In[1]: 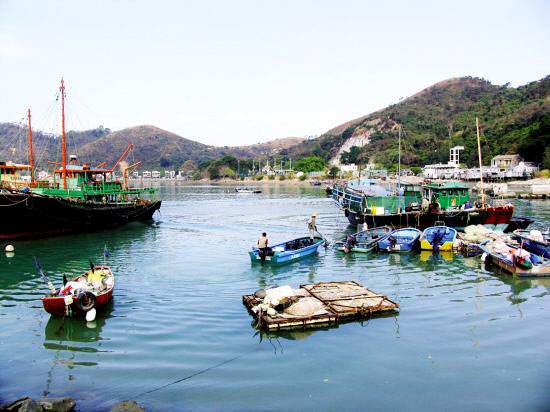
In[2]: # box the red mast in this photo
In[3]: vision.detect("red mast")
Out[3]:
[60,78,67,189]
[27,108,34,184]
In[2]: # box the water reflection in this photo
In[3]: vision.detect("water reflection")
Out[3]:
[0,221,156,292]
[250,254,321,287]
[256,310,400,345]
[43,302,114,352]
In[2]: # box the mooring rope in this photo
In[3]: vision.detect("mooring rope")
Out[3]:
[133,345,263,398]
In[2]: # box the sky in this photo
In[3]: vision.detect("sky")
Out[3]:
[0,0,548,146]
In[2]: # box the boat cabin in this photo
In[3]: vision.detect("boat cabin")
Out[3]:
[0,162,31,190]
[422,182,470,209]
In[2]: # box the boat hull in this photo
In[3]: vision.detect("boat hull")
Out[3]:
[378,228,421,252]
[480,243,550,277]
[420,226,457,251]
[0,192,161,240]
[345,206,513,232]
[42,289,113,317]
[250,236,325,265]
[335,226,392,254]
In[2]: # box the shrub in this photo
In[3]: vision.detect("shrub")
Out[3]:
[279,175,286,181]
[299,174,307,181]
[255,174,264,181]
[208,166,220,180]
[268,175,275,180]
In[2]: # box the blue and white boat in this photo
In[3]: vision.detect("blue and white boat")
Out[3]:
[335,226,392,253]
[378,228,422,252]
[512,229,550,259]
[249,236,326,265]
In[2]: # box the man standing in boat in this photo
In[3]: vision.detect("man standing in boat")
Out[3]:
[308,212,317,241]
[258,232,269,264]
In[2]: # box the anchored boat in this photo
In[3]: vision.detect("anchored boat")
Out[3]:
[42,265,115,317]
[235,187,261,193]
[420,225,457,251]
[512,229,550,259]
[0,80,161,240]
[335,226,392,253]
[480,240,550,277]
[249,236,326,265]
[378,228,422,252]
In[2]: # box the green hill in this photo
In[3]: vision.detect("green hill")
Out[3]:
[0,123,303,170]
[286,75,550,169]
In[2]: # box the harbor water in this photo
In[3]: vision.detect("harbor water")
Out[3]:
[1,185,549,411]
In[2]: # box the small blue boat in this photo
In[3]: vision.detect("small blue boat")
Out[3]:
[512,229,550,259]
[249,236,326,265]
[378,228,422,252]
[335,226,392,253]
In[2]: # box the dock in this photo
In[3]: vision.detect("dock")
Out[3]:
[243,281,399,330]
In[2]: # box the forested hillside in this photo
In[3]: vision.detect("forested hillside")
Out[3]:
[285,76,550,169]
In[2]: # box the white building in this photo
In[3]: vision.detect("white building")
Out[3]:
[151,170,161,178]
[142,171,152,178]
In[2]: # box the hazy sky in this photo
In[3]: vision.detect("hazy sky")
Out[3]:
[1,0,548,146]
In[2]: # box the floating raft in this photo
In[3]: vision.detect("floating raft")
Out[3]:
[243,281,399,330]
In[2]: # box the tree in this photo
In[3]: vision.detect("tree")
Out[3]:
[160,157,171,167]
[328,166,340,178]
[294,157,325,173]
[340,146,362,164]
[543,147,550,170]
[180,159,196,173]
[221,166,236,178]
[208,165,221,180]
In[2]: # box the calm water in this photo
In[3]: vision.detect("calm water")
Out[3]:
[1,185,549,411]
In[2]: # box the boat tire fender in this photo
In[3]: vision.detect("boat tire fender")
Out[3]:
[76,291,96,312]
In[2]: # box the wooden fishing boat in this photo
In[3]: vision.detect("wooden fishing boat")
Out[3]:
[249,236,326,265]
[378,228,421,252]
[235,187,261,194]
[0,80,161,240]
[42,266,114,317]
[512,229,550,259]
[479,241,550,277]
[335,226,392,253]
[420,225,457,251]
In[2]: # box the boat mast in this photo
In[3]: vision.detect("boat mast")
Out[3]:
[60,78,67,189]
[476,117,485,208]
[398,125,401,192]
[27,109,34,184]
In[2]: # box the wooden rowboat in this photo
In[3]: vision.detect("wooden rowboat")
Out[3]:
[42,266,115,317]
[479,241,550,277]
[249,236,326,265]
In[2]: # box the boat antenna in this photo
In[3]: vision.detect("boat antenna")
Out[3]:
[60,78,67,190]
[27,109,34,185]
[476,117,485,208]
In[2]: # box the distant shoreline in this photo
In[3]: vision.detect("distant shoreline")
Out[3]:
[129,177,336,186]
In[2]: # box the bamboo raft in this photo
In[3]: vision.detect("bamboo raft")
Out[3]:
[243,281,399,330]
